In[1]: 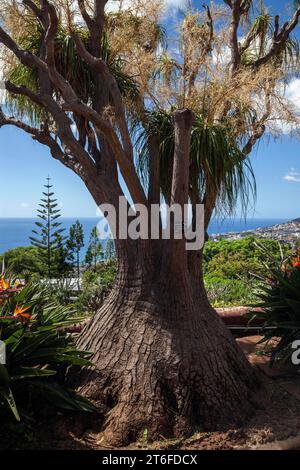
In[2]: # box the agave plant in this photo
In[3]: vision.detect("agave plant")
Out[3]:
[249,242,300,366]
[0,283,95,421]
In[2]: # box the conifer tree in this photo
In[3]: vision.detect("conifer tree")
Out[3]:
[85,227,103,270]
[105,239,116,262]
[67,220,84,287]
[30,177,66,277]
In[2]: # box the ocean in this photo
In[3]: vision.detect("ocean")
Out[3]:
[0,217,290,255]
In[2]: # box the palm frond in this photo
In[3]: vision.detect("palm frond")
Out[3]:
[136,111,256,215]
[4,22,140,124]
[241,12,300,69]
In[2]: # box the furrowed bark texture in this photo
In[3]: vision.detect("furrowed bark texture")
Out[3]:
[73,110,258,446]
[75,240,257,446]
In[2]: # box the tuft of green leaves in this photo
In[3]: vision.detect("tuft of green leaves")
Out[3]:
[136,110,256,216]
[5,22,139,125]
[240,11,300,68]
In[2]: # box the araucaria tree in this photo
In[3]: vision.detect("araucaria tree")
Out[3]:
[30,177,66,277]
[0,0,300,445]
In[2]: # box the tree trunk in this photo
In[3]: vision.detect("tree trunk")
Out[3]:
[74,239,258,447]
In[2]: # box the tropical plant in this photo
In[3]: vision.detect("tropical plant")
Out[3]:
[1,0,300,445]
[0,273,23,305]
[249,243,300,366]
[0,282,95,421]
[30,178,67,278]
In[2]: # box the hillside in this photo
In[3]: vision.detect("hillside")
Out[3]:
[211,219,300,245]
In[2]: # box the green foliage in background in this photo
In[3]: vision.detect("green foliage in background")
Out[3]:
[85,227,103,269]
[204,276,259,307]
[67,220,85,287]
[203,237,292,306]
[0,247,42,280]
[76,260,117,315]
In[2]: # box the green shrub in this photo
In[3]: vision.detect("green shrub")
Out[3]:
[76,260,117,314]
[0,282,95,421]
[205,275,259,307]
[204,237,291,279]
[0,246,43,280]
[250,243,300,366]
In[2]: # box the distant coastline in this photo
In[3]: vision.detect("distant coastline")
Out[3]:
[210,218,300,245]
[0,217,290,254]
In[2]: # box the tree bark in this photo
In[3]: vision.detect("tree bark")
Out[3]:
[69,108,259,446]
[73,238,258,446]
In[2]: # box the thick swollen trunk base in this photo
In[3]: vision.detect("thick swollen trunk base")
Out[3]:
[73,270,258,447]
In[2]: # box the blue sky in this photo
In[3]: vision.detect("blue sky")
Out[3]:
[0,0,300,219]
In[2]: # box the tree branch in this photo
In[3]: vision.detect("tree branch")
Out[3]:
[0,26,47,73]
[0,0,146,206]
[0,107,40,136]
[4,81,45,108]
[225,0,253,73]
[242,91,272,156]
[0,105,82,174]
[253,7,300,68]
[77,0,107,57]
[71,32,133,157]
[77,0,94,30]
[229,1,242,72]
[22,0,43,21]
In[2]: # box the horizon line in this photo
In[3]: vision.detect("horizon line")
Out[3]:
[0,216,293,220]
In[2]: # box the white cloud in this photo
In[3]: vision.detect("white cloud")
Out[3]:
[284,78,300,114]
[20,202,30,208]
[269,79,300,134]
[211,46,231,66]
[165,0,187,5]
[284,79,300,109]
[283,168,300,183]
[106,0,187,13]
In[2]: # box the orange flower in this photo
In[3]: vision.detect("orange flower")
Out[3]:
[0,276,9,290]
[292,260,300,269]
[13,305,31,320]
[292,254,300,269]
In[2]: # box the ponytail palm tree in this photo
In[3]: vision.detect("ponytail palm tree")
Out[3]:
[0,0,300,447]
[136,110,256,216]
